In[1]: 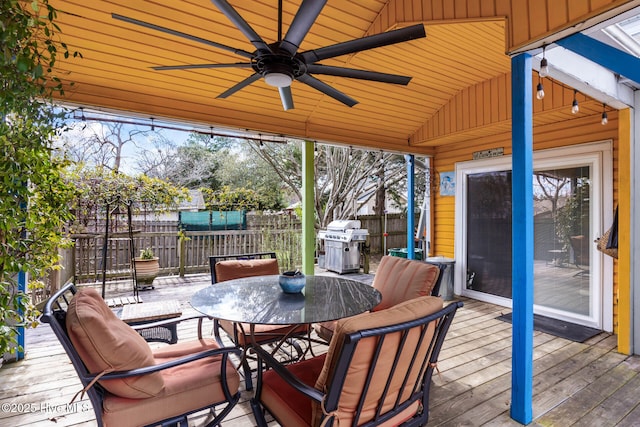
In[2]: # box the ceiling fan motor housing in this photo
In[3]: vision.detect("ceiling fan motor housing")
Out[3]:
[253,50,306,87]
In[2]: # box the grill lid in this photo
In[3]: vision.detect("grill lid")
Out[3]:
[326,219,361,231]
[319,219,368,242]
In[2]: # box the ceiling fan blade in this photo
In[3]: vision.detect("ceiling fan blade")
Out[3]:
[217,73,262,98]
[298,74,358,107]
[278,86,295,110]
[306,64,412,85]
[300,23,426,63]
[280,0,327,55]
[112,13,253,59]
[153,63,252,71]
[210,0,272,53]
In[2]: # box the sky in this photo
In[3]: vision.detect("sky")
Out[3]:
[57,109,196,174]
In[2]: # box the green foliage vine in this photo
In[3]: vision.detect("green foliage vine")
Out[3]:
[0,1,80,359]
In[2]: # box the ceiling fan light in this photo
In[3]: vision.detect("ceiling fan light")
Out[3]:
[264,72,293,88]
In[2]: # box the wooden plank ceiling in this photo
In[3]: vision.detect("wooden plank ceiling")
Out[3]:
[49,0,511,153]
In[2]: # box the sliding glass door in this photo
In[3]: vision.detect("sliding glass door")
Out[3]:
[455,143,612,329]
[465,171,512,299]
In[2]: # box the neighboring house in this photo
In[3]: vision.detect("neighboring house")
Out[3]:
[132,189,206,223]
[355,188,405,216]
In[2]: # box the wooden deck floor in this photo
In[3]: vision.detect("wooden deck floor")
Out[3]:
[1,273,639,426]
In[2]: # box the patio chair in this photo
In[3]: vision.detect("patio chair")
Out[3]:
[41,282,241,427]
[314,255,444,342]
[209,252,311,390]
[209,251,279,284]
[251,295,463,427]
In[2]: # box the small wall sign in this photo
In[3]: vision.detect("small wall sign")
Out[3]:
[439,172,455,196]
[473,147,504,160]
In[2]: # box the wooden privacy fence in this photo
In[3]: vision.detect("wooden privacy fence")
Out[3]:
[357,213,418,254]
[65,213,414,285]
[69,229,303,284]
[31,214,415,306]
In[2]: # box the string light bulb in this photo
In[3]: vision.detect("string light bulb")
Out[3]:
[539,45,549,78]
[601,104,608,125]
[571,90,579,114]
[536,79,545,100]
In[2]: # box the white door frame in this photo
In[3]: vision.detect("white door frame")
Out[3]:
[454,141,614,331]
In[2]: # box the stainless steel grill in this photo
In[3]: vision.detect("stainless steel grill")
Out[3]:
[318,220,369,274]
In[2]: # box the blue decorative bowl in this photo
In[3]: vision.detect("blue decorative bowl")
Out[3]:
[278,272,306,293]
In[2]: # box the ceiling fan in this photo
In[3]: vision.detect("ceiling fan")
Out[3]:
[112,0,426,110]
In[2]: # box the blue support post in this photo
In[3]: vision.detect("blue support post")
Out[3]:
[16,193,28,360]
[405,155,415,260]
[510,53,534,424]
[16,270,26,360]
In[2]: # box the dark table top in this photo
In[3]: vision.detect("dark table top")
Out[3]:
[190,275,381,325]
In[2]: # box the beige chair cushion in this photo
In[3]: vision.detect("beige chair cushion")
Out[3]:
[259,354,327,427]
[214,258,279,283]
[66,288,164,399]
[260,296,443,426]
[313,296,444,426]
[315,256,441,341]
[103,338,240,427]
[372,255,441,310]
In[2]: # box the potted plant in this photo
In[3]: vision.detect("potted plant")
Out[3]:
[134,248,159,290]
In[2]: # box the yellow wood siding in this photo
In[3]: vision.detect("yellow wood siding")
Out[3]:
[411,74,605,147]
[372,0,632,52]
[432,112,619,330]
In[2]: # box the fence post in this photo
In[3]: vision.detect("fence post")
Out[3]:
[178,233,186,278]
[380,214,385,255]
[362,235,370,274]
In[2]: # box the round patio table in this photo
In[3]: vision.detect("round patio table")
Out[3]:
[190,274,381,326]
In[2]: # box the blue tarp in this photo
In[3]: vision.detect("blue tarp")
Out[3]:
[179,211,246,231]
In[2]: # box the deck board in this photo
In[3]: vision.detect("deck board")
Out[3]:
[1,272,639,426]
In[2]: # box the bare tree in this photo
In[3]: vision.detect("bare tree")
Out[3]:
[59,121,151,172]
[535,172,570,215]
[135,134,176,178]
[248,141,408,229]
